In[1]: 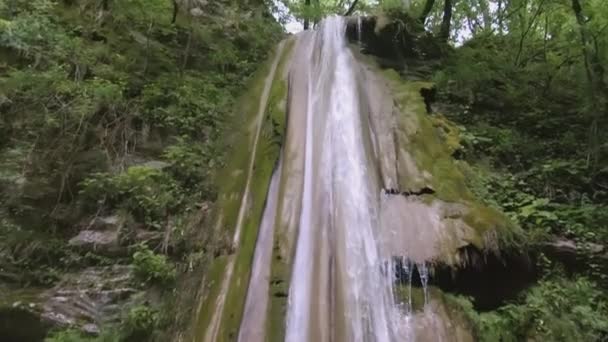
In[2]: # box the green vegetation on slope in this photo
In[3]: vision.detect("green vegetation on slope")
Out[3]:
[0,0,282,339]
[404,0,608,339]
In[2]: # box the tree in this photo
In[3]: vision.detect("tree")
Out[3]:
[303,0,311,29]
[419,0,436,24]
[439,0,454,41]
[570,0,607,169]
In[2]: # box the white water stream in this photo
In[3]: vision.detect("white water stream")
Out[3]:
[285,16,401,342]
[231,15,471,342]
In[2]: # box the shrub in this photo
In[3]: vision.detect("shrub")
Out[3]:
[45,328,119,342]
[121,305,159,341]
[162,138,218,199]
[80,166,180,225]
[132,245,176,286]
[451,278,608,342]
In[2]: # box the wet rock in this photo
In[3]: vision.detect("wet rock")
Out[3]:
[411,287,475,342]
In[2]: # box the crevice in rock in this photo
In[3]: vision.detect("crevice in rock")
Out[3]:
[273,291,288,298]
[430,247,538,311]
[382,187,435,197]
[420,86,437,114]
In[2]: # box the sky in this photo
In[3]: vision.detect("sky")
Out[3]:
[268,0,494,45]
[271,0,304,33]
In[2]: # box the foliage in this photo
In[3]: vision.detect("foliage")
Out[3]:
[121,305,160,341]
[139,74,228,137]
[450,278,608,342]
[0,0,280,232]
[45,328,120,342]
[132,244,176,286]
[45,305,162,341]
[162,138,218,199]
[80,166,180,226]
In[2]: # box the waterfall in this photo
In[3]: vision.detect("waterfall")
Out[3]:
[285,16,398,342]
[225,14,481,342]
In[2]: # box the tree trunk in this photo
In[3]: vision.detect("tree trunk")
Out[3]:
[479,0,492,31]
[497,0,503,34]
[418,0,436,25]
[172,0,178,24]
[303,0,311,30]
[181,28,193,73]
[344,0,360,16]
[439,0,454,42]
[571,0,607,169]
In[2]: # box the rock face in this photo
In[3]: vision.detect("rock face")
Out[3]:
[68,215,163,256]
[69,230,122,256]
[543,238,608,272]
[0,266,139,340]
[42,265,138,331]
[193,17,519,342]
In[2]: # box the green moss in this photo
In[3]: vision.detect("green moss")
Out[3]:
[214,39,294,342]
[381,69,522,252]
[266,226,290,342]
[192,39,294,341]
[192,256,229,342]
[386,74,472,202]
[189,47,279,341]
[429,114,462,155]
[463,204,522,250]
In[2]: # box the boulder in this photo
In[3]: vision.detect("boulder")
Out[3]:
[543,238,607,272]
[68,229,122,256]
[71,215,163,255]
[88,215,120,231]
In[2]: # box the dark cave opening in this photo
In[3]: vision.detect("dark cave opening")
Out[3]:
[430,247,539,311]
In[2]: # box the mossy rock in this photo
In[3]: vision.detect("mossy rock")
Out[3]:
[379,68,523,257]
[190,37,295,342]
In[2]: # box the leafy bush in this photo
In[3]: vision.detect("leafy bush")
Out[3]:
[451,278,608,342]
[132,245,176,285]
[45,328,119,342]
[45,329,89,342]
[80,166,180,225]
[121,305,159,341]
[140,74,229,137]
[162,138,218,199]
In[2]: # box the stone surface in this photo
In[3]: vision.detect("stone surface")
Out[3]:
[41,265,138,333]
[88,215,120,231]
[0,266,139,339]
[545,238,605,256]
[69,229,122,256]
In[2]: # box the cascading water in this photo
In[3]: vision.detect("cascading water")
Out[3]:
[203,13,494,342]
[285,17,399,342]
[238,16,430,342]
